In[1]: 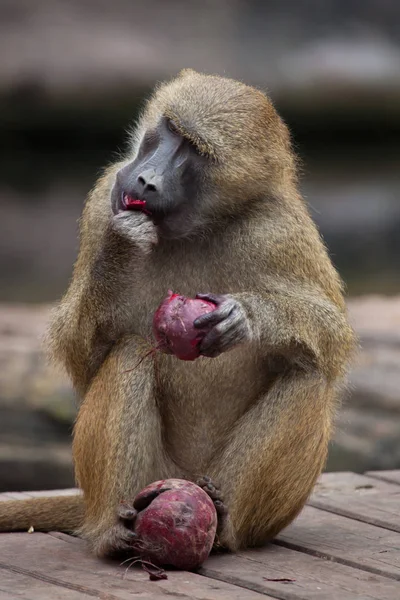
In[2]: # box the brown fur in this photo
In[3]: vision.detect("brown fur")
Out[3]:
[0,495,84,533]
[0,69,355,556]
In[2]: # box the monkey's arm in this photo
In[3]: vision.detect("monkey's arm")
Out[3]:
[196,286,355,380]
[47,166,157,396]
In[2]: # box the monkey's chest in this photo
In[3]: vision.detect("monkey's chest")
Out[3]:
[126,247,268,470]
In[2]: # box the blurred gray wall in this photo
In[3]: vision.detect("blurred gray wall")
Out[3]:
[1,0,400,301]
[1,1,400,490]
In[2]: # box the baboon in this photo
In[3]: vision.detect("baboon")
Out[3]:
[0,69,355,559]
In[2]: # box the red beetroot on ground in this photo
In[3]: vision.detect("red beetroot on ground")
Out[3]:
[133,479,218,571]
[153,291,216,361]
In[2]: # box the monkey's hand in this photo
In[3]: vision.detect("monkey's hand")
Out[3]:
[111,211,158,254]
[194,293,251,358]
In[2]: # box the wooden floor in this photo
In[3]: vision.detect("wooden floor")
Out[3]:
[1,470,400,599]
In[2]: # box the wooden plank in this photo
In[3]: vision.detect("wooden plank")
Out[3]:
[309,471,400,532]
[0,532,269,600]
[277,505,400,580]
[0,568,90,599]
[48,531,83,545]
[201,545,400,600]
[366,471,400,485]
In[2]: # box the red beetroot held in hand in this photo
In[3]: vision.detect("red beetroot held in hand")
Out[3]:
[153,291,216,361]
[132,479,218,570]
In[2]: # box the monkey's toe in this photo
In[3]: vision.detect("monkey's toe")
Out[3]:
[197,475,211,487]
[214,499,228,517]
[197,476,227,529]
[197,476,224,502]
[118,501,138,522]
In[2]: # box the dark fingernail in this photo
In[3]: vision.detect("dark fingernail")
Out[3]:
[127,530,138,539]
[215,502,228,514]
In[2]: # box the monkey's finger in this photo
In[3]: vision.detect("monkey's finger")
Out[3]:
[194,299,235,328]
[195,293,223,305]
[199,326,227,357]
[199,345,223,359]
[200,312,246,356]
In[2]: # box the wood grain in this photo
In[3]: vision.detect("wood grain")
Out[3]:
[278,505,400,580]
[0,532,268,600]
[309,471,400,532]
[1,472,400,599]
[202,543,400,600]
[367,471,400,486]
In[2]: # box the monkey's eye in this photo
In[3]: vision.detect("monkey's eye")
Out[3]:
[138,130,158,156]
[167,118,180,135]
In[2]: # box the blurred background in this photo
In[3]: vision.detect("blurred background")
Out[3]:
[0,0,399,492]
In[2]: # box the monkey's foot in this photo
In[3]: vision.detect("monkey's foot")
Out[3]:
[197,476,228,531]
[91,516,139,558]
[91,500,144,558]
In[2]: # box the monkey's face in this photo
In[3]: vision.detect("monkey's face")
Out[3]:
[111,70,294,240]
[111,116,210,240]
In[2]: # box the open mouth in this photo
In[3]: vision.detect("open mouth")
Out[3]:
[122,193,152,216]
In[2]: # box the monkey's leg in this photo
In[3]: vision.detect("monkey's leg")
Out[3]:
[73,335,179,558]
[203,373,334,551]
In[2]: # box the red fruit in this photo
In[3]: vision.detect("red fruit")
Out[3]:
[123,194,151,216]
[133,479,217,570]
[153,291,216,360]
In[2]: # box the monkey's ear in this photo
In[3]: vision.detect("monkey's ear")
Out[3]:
[178,68,198,78]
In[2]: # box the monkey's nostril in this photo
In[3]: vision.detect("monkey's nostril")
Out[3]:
[137,176,157,192]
